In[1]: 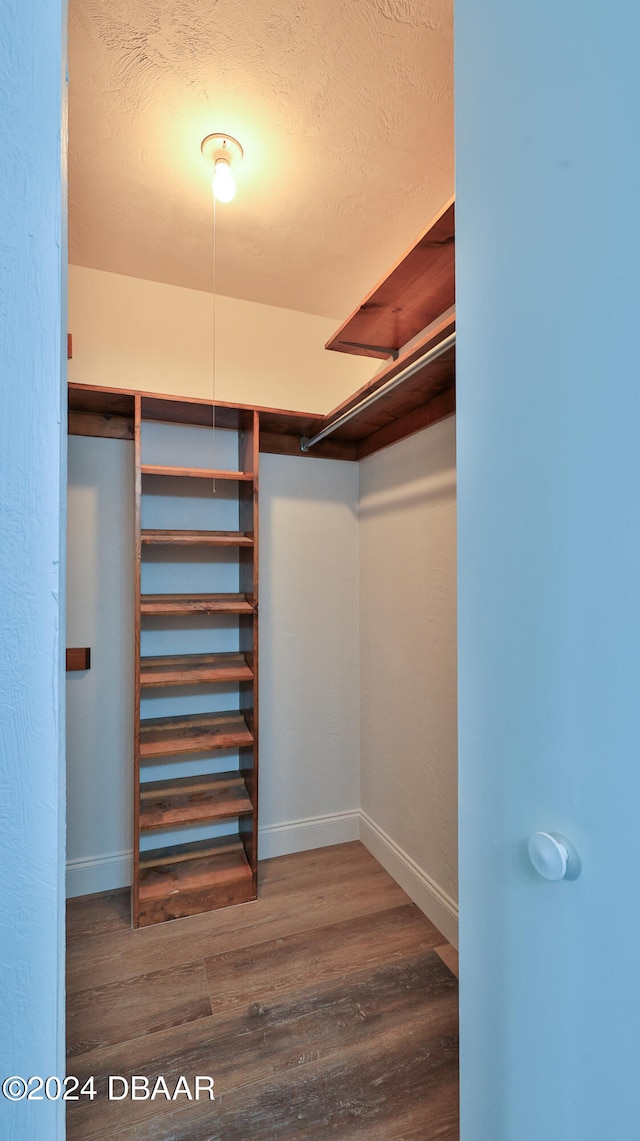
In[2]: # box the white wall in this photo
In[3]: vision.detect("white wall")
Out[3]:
[66,437,134,893]
[0,0,66,1131]
[68,265,376,413]
[259,453,360,855]
[359,417,458,945]
[66,436,360,894]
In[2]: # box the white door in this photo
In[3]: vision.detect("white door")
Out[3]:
[455,3,640,1138]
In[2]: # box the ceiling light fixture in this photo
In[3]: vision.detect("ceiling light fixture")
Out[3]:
[201,133,243,203]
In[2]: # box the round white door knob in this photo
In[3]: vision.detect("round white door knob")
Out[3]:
[528,832,580,881]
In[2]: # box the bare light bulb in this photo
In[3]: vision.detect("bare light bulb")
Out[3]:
[213,159,236,203]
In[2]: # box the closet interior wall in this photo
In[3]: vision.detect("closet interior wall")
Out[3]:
[359,417,458,944]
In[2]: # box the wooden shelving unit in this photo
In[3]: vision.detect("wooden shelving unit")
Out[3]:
[132,398,259,927]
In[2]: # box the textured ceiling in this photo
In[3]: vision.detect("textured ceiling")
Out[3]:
[69,0,453,320]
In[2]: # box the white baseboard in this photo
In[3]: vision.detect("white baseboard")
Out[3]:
[66,811,360,898]
[66,813,456,949]
[258,810,360,860]
[359,811,458,948]
[66,849,133,898]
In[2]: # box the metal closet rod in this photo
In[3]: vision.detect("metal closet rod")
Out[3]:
[301,329,457,452]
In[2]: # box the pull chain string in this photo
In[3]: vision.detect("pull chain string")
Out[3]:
[211,187,217,495]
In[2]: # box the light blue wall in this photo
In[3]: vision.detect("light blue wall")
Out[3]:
[456,2,640,1138]
[0,1,66,1137]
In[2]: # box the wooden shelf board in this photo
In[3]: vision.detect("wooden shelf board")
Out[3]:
[137,838,254,925]
[69,382,324,436]
[140,394,253,430]
[258,428,357,462]
[356,386,456,460]
[257,409,357,461]
[68,384,135,418]
[139,834,243,870]
[328,344,456,444]
[140,592,254,616]
[68,410,134,440]
[141,465,253,482]
[326,197,455,359]
[67,383,357,460]
[326,314,455,424]
[139,709,253,758]
[139,770,253,828]
[141,529,253,547]
[140,651,253,688]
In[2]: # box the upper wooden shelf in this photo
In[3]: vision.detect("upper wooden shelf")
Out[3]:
[326,198,455,361]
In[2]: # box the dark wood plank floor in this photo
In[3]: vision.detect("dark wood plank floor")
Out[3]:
[66,841,459,1140]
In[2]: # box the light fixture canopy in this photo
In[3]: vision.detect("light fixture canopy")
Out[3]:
[201,133,243,202]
